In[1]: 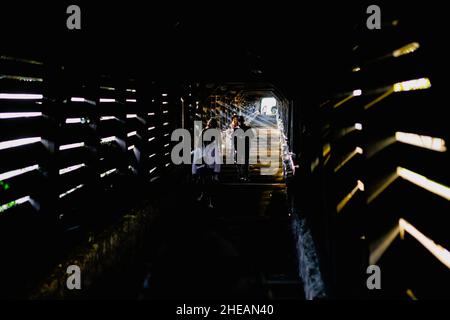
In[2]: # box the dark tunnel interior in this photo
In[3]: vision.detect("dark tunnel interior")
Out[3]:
[0,1,449,304]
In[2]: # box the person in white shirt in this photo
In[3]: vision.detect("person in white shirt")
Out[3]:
[192,118,221,208]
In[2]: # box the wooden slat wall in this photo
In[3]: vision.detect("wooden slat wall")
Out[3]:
[308,13,449,298]
[0,54,184,295]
